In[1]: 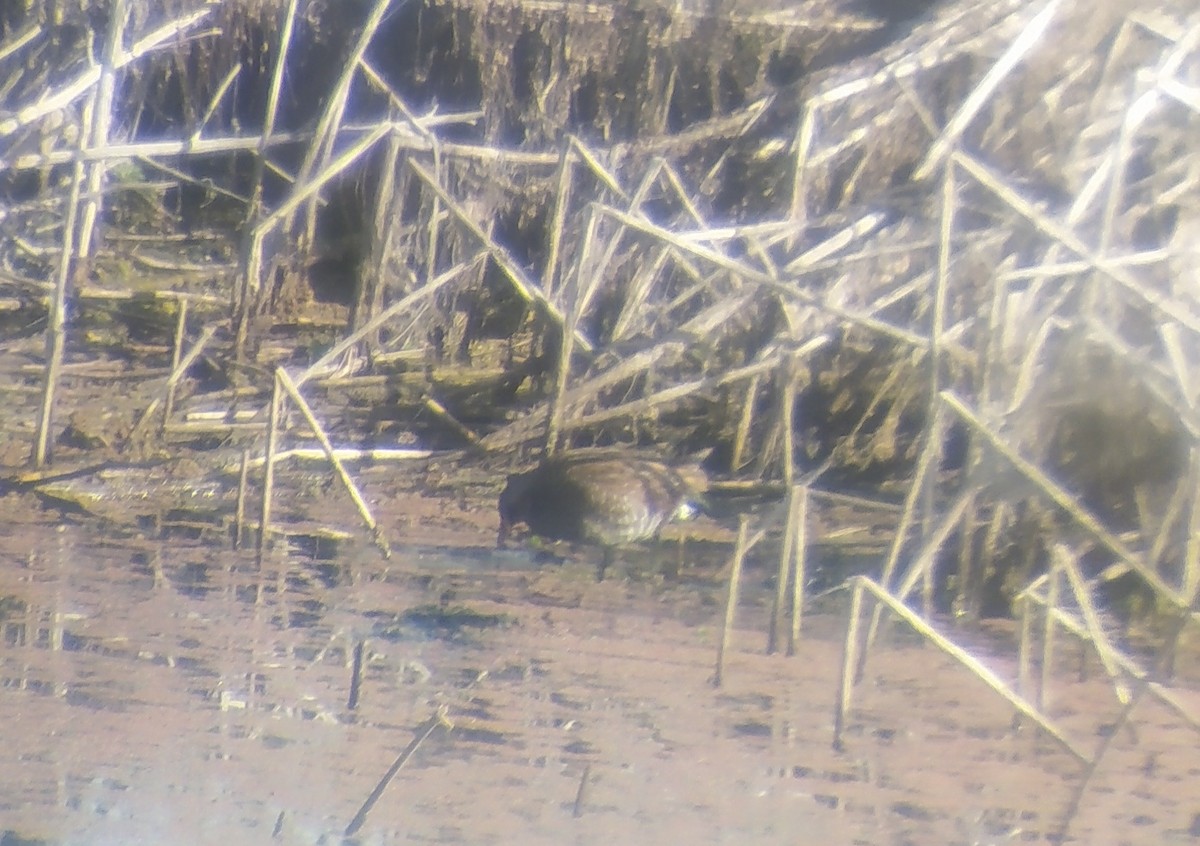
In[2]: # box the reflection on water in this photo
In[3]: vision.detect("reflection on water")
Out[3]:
[2,520,1198,845]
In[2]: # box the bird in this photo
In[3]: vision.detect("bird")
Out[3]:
[497,451,705,580]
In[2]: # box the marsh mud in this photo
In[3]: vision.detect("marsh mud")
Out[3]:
[1,465,1199,846]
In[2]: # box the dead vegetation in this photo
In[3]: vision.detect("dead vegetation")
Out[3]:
[2,0,1200,834]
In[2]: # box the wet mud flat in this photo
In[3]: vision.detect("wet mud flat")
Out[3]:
[1,486,1199,846]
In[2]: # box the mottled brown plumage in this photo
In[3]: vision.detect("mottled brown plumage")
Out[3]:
[498,452,703,578]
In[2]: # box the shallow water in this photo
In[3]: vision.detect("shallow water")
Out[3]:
[2,505,1199,845]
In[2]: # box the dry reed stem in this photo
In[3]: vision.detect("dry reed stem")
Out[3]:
[193,64,241,140]
[572,764,592,818]
[1054,592,1200,843]
[893,487,973,604]
[297,0,394,242]
[275,367,391,559]
[731,374,759,472]
[768,484,799,655]
[547,206,597,454]
[845,576,1088,763]
[542,147,577,301]
[127,323,219,442]
[1038,558,1060,714]
[582,167,668,323]
[407,159,593,353]
[833,578,866,752]
[344,706,453,837]
[480,291,757,450]
[781,212,888,275]
[1017,594,1034,702]
[35,0,128,466]
[1018,582,1200,734]
[713,516,750,689]
[34,157,82,467]
[600,205,936,351]
[296,256,485,388]
[234,0,299,353]
[955,151,1200,336]
[871,403,947,620]
[914,0,1064,181]
[422,397,480,448]
[0,22,37,63]
[164,297,189,423]
[257,373,283,560]
[941,390,1186,607]
[258,125,391,235]
[788,485,809,655]
[347,639,366,711]
[1056,545,1130,704]
[360,128,404,332]
[0,6,216,137]
[611,248,671,341]
[234,449,250,550]
[568,136,627,200]
[2,131,311,170]
[231,447,435,472]
[779,357,797,487]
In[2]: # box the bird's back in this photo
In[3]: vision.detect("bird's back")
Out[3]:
[500,453,700,547]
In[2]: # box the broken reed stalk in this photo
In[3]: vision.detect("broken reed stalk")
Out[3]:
[296,0,393,243]
[832,576,866,752]
[481,290,757,450]
[930,162,954,616]
[422,397,481,448]
[840,576,1088,763]
[256,372,283,561]
[787,104,816,238]
[127,323,219,442]
[275,367,391,558]
[0,5,216,140]
[547,207,598,454]
[731,374,759,472]
[768,485,800,655]
[894,488,973,603]
[407,159,592,354]
[779,355,797,487]
[347,639,366,711]
[942,389,1185,607]
[1056,544,1130,703]
[856,487,972,683]
[34,156,82,467]
[955,149,1200,337]
[240,121,391,352]
[582,164,672,322]
[552,349,785,443]
[713,516,750,689]
[913,0,1064,181]
[164,297,188,423]
[4,130,311,170]
[1019,577,1200,733]
[234,448,250,549]
[542,147,576,300]
[788,485,809,655]
[1017,593,1033,702]
[422,148,443,295]
[344,706,452,837]
[295,256,484,388]
[572,764,592,818]
[358,126,403,334]
[35,0,128,466]
[234,0,299,355]
[1186,446,1200,602]
[1054,593,1200,845]
[1038,556,1060,714]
